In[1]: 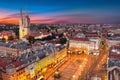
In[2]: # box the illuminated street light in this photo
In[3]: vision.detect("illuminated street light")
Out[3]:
[97,65,100,68]
[43,67,47,72]
[112,49,116,52]
[72,75,76,79]
[84,58,87,61]
[54,60,57,63]
[4,36,8,41]
[67,50,70,53]
[79,65,82,68]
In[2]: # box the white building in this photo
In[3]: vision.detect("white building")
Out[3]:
[89,37,101,50]
[68,36,101,54]
[69,38,96,54]
[107,40,120,47]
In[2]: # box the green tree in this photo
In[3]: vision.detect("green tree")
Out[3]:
[60,38,67,44]
[27,36,35,45]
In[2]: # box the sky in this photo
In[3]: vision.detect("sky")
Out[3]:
[0,0,120,24]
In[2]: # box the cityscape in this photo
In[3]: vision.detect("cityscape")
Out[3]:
[0,0,120,80]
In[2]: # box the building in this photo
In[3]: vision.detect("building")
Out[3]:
[108,59,120,80]
[68,37,96,54]
[108,43,120,58]
[75,33,85,38]
[19,9,30,40]
[0,40,30,57]
[0,42,67,80]
[108,43,120,80]
[0,30,16,40]
[107,39,120,47]
[19,9,52,41]
[108,29,120,35]
[26,29,51,39]
[85,32,101,50]
[68,32,101,54]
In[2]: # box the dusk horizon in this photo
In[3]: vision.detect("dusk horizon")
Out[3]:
[0,1,120,80]
[0,0,120,24]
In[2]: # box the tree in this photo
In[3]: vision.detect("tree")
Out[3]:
[60,38,67,44]
[40,35,55,41]
[8,36,14,40]
[27,36,35,45]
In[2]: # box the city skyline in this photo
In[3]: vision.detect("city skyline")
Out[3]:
[0,0,120,24]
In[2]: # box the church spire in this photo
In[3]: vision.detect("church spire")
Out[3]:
[26,8,29,17]
[20,8,23,18]
[20,8,23,24]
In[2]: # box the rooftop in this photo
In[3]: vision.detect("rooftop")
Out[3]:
[0,42,65,72]
[108,58,120,67]
[109,43,120,58]
[85,32,99,37]
[0,40,29,49]
[71,37,89,41]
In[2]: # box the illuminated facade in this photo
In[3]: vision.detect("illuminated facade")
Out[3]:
[69,38,96,54]
[0,40,30,57]
[19,9,30,40]
[0,43,67,80]
[0,31,16,41]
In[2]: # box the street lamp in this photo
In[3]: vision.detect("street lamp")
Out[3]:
[72,75,77,80]
[84,58,87,61]
[79,65,82,68]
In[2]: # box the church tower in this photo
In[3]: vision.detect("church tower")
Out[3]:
[19,9,30,40]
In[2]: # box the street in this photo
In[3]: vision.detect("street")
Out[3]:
[44,36,108,80]
[46,53,98,80]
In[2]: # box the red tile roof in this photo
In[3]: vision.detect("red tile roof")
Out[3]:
[39,29,50,35]
[33,43,41,46]
[0,31,13,36]
[109,54,120,58]
[85,33,99,37]
[0,61,7,68]
[109,43,120,58]
[0,57,23,69]
[26,33,40,38]
[0,57,14,68]
[71,38,89,41]
[0,57,13,61]
[12,61,23,67]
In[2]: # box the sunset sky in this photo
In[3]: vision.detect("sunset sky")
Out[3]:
[0,0,120,24]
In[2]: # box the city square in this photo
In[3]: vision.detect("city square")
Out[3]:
[0,0,120,80]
